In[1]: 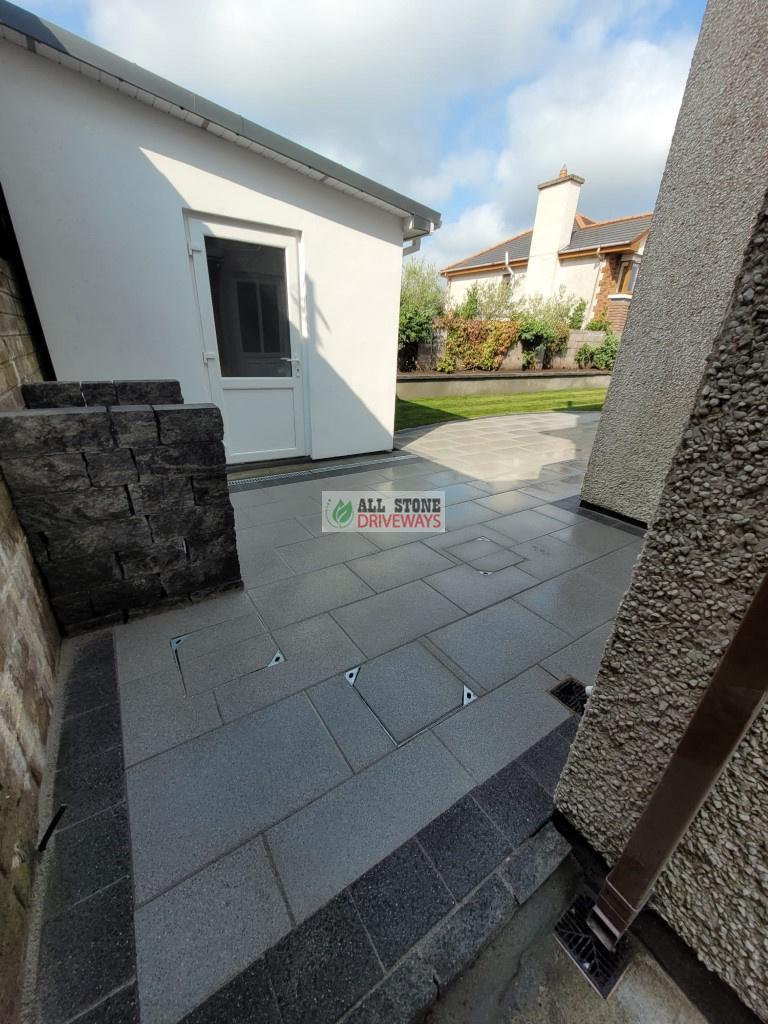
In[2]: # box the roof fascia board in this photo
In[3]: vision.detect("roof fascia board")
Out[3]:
[442,259,528,278]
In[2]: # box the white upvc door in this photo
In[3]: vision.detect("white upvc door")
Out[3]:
[188,216,308,463]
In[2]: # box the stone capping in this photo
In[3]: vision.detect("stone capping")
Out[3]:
[21,378,184,408]
[0,383,241,635]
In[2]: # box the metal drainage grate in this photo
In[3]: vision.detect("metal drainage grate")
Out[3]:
[554,893,634,998]
[550,677,588,716]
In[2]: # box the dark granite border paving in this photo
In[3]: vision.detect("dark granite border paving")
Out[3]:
[179,719,576,1024]
[552,495,647,538]
[35,634,139,1024]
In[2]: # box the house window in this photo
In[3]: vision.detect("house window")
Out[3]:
[617,260,639,294]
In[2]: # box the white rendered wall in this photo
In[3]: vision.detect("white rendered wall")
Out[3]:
[558,256,601,308]
[0,43,404,460]
[445,266,526,307]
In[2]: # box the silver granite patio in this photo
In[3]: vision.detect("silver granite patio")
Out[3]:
[114,410,644,1023]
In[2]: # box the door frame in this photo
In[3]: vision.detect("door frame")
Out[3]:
[184,211,311,463]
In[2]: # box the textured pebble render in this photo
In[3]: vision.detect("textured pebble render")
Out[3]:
[557,195,768,1023]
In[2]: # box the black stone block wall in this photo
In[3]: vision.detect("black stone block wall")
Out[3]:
[0,384,241,634]
[21,379,184,408]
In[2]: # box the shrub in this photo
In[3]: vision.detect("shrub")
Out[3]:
[434,313,519,373]
[576,332,619,371]
[568,298,588,330]
[585,307,611,332]
[576,343,595,369]
[398,260,445,370]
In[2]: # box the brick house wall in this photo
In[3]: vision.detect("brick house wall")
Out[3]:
[591,252,622,320]
[0,255,60,1022]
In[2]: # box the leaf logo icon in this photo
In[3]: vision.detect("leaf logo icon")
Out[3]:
[332,499,354,528]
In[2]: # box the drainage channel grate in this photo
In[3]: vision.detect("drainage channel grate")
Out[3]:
[550,677,588,716]
[228,453,419,490]
[554,893,634,998]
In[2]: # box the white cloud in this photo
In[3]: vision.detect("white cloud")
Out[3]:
[81,0,577,188]
[41,0,700,271]
[494,30,697,229]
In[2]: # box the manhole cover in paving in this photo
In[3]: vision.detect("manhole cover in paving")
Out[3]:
[550,677,587,715]
[554,893,634,998]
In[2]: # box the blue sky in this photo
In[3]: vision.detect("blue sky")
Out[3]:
[22,0,707,268]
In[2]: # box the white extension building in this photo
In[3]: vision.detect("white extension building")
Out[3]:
[0,1,440,463]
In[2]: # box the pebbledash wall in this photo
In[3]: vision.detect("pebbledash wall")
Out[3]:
[581,0,768,523]
[0,256,59,1020]
[0,381,241,635]
[557,195,768,1021]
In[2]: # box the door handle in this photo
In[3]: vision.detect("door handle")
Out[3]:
[281,357,301,378]
[203,351,217,364]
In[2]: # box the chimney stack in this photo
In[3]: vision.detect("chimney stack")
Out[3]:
[525,168,584,297]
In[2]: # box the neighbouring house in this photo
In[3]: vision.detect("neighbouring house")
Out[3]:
[442,168,651,335]
[0,0,440,465]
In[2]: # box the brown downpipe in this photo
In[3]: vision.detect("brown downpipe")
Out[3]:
[589,571,768,950]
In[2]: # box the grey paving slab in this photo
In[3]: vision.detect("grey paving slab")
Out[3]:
[424,562,540,614]
[267,731,474,922]
[428,599,571,690]
[433,666,570,783]
[115,591,256,681]
[277,532,378,573]
[473,760,552,847]
[355,641,466,741]
[578,541,644,593]
[375,461,436,479]
[358,528,434,549]
[541,620,614,686]
[550,520,637,557]
[135,839,290,1024]
[517,728,573,795]
[176,613,267,664]
[234,508,255,531]
[126,693,350,904]
[215,613,365,722]
[347,542,454,593]
[515,568,624,638]
[443,500,500,531]
[424,523,514,553]
[236,519,314,552]
[500,821,571,904]
[242,495,321,527]
[238,547,296,590]
[308,677,395,772]
[446,538,506,562]
[120,666,221,766]
[423,469,478,486]
[180,632,278,694]
[441,482,488,504]
[228,487,277,509]
[295,512,325,537]
[471,549,525,572]
[475,489,543,514]
[534,502,585,526]
[372,475,440,492]
[331,581,463,659]
[488,509,563,543]
[249,563,374,628]
[519,478,583,501]
[510,534,599,581]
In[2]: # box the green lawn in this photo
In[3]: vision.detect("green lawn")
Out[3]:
[394,388,608,431]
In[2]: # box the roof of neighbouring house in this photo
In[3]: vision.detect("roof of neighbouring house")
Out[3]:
[0,0,441,240]
[442,212,652,275]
